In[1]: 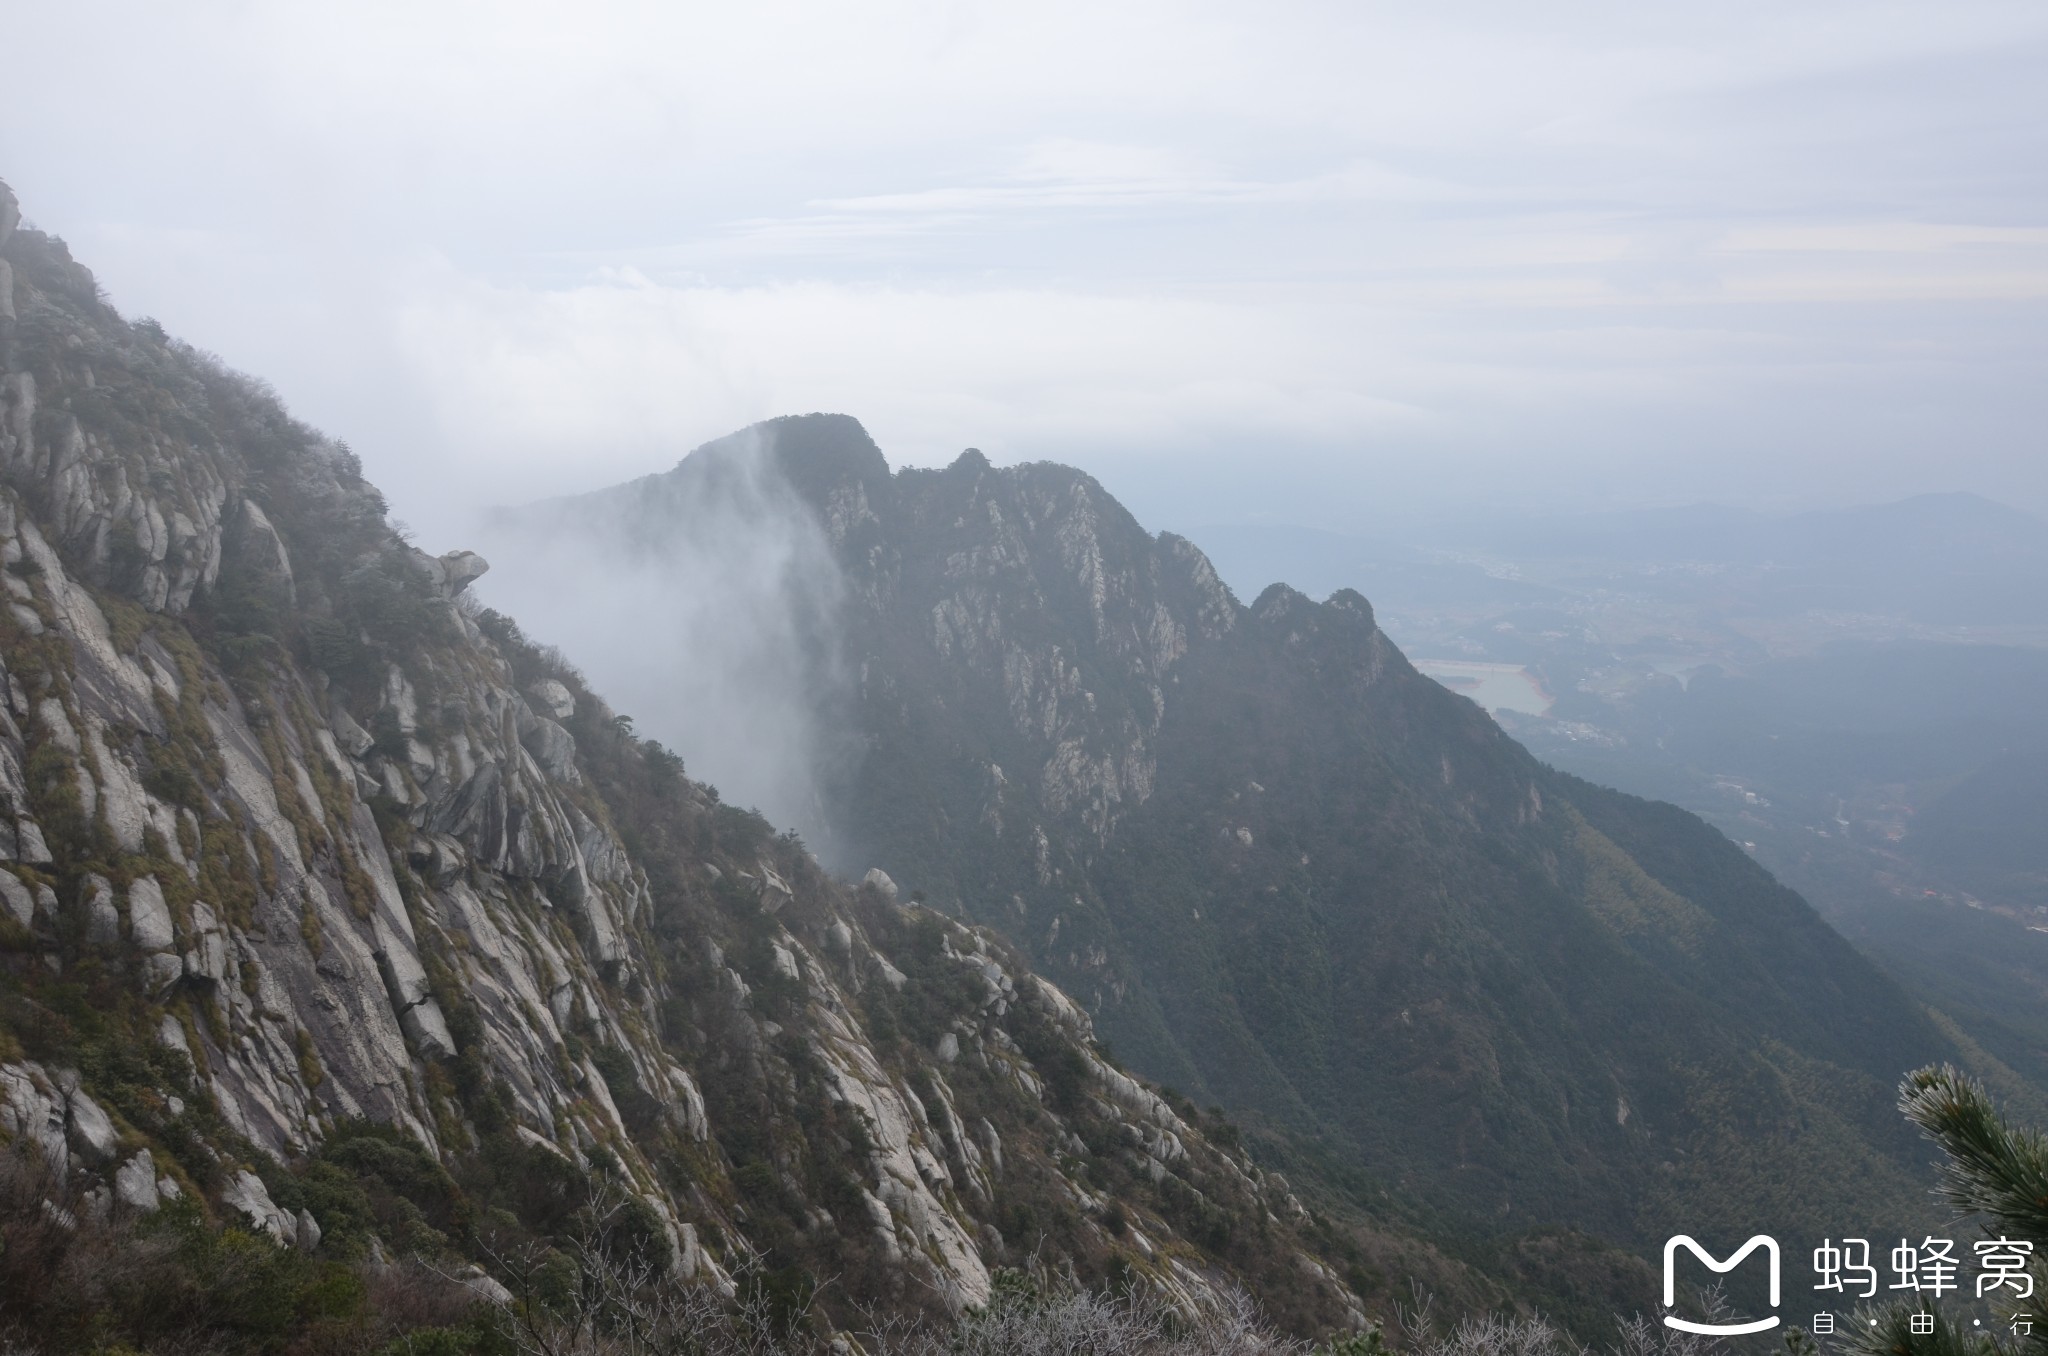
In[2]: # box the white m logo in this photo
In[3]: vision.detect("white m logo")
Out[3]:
[1662,1235,1781,1335]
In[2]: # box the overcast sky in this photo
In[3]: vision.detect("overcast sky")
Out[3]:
[4,1,2045,545]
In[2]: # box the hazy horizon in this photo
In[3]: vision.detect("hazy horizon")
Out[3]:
[5,2,2045,550]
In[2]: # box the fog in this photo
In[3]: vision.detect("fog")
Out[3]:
[474,428,857,857]
[6,3,2043,843]
[2,1,2044,555]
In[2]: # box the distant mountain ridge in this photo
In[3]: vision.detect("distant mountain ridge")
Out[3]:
[1457,492,2048,570]
[1194,492,2048,635]
[500,414,2004,1268]
[0,180,1384,1344]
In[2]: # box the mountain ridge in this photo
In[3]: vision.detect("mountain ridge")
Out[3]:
[0,181,1388,1346]
[494,413,1984,1265]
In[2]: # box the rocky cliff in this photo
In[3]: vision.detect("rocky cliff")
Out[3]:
[501,413,1994,1287]
[0,180,1373,1341]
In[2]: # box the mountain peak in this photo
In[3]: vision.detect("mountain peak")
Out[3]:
[0,182,1374,1344]
[1250,581,1312,619]
[714,411,890,504]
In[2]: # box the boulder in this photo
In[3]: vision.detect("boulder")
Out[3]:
[529,679,575,720]
[296,1207,322,1252]
[127,875,174,951]
[381,665,419,736]
[182,902,227,984]
[516,1125,572,1162]
[15,818,51,866]
[65,1086,120,1166]
[140,953,183,996]
[978,1118,1004,1175]
[664,1064,709,1141]
[0,1063,68,1169]
[329,704,374,758]
[80,874,119,946]
[863,868,899,902]
[113,1149,160,1213]
[34,699,77,756]
[375,920,455,1058]
[678,1221,706,1278]
[437,550,489,595]
[372,921,433,1009]
[221,1169,294,1243]
[757,864,793,912]
[400,998,457,1060]
[405,834,467,886]
[456,1264,514,1306]
[0,870,32,928]
[521,718,579,782]
[230,500,296,608]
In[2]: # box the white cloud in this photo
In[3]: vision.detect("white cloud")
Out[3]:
[392,271,1436,505]
[3,0,2044,535]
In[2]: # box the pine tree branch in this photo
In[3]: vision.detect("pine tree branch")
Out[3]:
[1900,1066,2048,1242]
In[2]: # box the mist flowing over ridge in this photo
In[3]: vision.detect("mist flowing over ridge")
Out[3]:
[0,178,1392,1345]
[478,425,859,858]
[493,412,2008,1273]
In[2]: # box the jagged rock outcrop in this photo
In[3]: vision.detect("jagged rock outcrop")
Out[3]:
[0,180,1366,1336]
[498,410,1965,1268]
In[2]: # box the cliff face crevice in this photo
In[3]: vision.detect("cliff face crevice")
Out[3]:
[0,182,1366,1335]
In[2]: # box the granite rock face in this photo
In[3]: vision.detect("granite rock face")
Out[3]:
[499,410,1971,1259]
[0,180,1362,1333]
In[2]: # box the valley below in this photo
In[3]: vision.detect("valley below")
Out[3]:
[1196,506,2048,1106]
